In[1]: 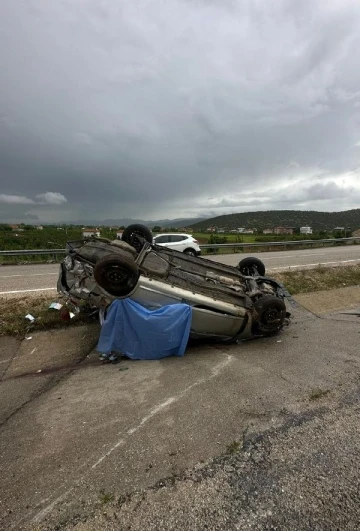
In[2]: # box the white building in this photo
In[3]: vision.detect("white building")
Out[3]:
[83,228,101,238]
[300,226,313,235]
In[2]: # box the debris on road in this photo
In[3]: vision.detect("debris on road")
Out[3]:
[25,314,35,322]
[49,302,63,310]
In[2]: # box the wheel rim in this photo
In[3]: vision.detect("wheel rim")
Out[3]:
[103,265,134,287]
[262,306,282,327]
[243,266,257,275]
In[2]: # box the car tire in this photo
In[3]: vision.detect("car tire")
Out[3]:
[94,254,139,297]
[237,257,266,276]
[121,224,153,252]
[184,248,197,256]
[253,295,286,335]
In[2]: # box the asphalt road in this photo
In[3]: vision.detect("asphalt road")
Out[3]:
[1,295,360,530]
[0,244,360,295]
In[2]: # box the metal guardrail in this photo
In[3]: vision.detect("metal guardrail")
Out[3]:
[0,237,359,257]
[199,236,360,249]
[0,249,66,256]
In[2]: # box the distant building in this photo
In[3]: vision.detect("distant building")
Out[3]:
[300,226,313,235]
[83,228,100,238]
[274,226,295,235]
[263,228,273,235]
[243,229,254,234]
[206,226,217,232]
[36,225,44,230]
[116,231,123,239]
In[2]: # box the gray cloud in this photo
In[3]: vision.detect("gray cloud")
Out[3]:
[36,192,67,205]
[0,192,67,205]
[0,194,35,205]
[0,0,360,222]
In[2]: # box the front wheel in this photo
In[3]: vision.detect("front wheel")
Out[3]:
[253,295,286,335]
[238,257,266,277]
[184,248,197,256]
[94,254,139,297]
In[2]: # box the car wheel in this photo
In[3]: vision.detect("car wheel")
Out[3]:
[94,254,139,297]
[253,295,286,335]
[184,248,197,256]
[238,257,266,276]
[121,224,153,253]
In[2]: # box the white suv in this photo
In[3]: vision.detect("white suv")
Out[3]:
[153,233,201,256]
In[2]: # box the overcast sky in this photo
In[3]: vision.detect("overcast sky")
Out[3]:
[1,0,360,223]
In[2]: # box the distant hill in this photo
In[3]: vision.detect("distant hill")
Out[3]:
[188,209,360,232]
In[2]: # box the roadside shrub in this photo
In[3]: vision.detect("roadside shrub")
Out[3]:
[208,234,228,245]
[206,234,228,253]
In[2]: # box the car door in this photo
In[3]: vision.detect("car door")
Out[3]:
[169,235,187,252]
[153,235,170,246]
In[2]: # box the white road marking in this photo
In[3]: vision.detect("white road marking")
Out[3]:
[0,273,57,278]
[0,288,57,295]
[264,253,327,260]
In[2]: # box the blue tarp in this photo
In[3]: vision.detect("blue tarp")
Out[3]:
[97,298,192,360]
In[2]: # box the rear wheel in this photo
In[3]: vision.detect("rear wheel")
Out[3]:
[94,254,139,297]
[238,257,266,276]
[121,224,153,253]
[253,295,286,335]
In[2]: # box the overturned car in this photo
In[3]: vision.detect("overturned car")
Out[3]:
[57,224,291,341]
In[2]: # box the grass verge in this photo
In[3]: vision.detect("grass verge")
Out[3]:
[0,293,98,337]
[272,264,360,295]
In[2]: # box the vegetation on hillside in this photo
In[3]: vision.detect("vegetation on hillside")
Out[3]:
[188,209,360,232]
